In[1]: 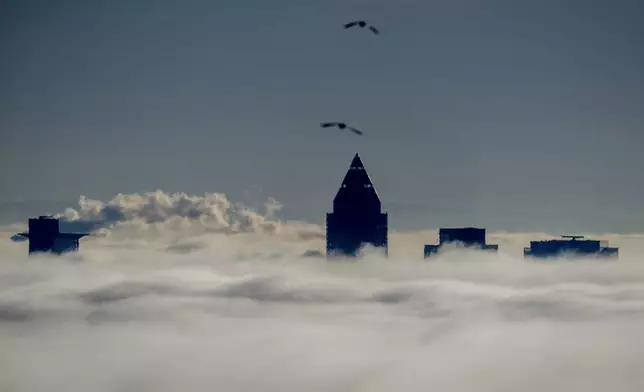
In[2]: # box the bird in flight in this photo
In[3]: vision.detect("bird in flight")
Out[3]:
[320,122,364,136]
[343,20,380,35]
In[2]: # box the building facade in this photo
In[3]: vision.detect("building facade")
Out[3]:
[326,153,388,258]
[424,227,499,258]
[15,216,89,255]
[524,235,618,259]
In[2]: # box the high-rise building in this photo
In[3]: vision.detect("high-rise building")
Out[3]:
[424,227,498,258]
[15,216,89,255]
[523,235,618,259]
[326,153,388,258]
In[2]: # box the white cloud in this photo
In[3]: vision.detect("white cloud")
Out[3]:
[2,190,644,391]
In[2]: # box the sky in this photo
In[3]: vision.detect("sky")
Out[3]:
[1,0,643,232]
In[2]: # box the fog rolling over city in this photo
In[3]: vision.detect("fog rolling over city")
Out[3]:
[2,0,644,390]
[2,191,644,391]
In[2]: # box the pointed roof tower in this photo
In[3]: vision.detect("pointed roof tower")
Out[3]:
[333,153,382,214]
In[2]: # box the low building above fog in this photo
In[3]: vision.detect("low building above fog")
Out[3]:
[424,227,499,258]
[523,235,619,259]
[15,215,89,255]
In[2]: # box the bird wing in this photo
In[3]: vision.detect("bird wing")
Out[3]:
[344,21,360,28]
[369,25,380,35]
[349,127,364,135]
[321,122,339,128]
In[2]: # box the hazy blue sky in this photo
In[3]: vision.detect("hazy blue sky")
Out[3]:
[2,0,643,232]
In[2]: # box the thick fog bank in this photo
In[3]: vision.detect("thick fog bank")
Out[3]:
[3,190,644,391]
[2,248,644,392]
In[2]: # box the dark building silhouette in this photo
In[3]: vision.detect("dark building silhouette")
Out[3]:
[424,227,499,258]
[326,153,388,258]
[15,215,89,255]
[524,235,619,259]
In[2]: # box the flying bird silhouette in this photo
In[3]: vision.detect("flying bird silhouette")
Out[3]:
[343,20,380,35]
[320,122,364,136]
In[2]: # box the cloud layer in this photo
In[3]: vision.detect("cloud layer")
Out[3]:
[58,190,320,239]
[6,189,644,259]
[2,190,644,391]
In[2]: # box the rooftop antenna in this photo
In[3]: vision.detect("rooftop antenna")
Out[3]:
[561,235,585,240]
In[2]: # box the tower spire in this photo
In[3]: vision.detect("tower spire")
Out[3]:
[326,153,388,257]
[333,153,380,213]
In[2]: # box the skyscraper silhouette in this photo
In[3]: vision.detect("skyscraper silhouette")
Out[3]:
[424,227,498,258]
[523,235,618,259]
[15,216,89,255]
[326,153,388,258]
